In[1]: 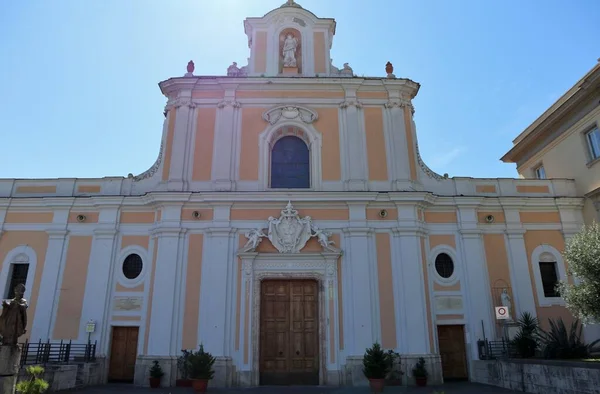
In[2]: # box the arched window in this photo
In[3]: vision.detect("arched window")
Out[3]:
[270,136,310,188]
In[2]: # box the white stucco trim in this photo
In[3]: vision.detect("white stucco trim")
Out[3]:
[0,245,37,301]
[258,118,323,191]
[116,245,149,288]
[530,244,567,307]
[429,244,461,286]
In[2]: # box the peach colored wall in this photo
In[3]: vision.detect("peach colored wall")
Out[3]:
[403,106,418,180]
[315,108,341,181]
[376,233,397,348]
[144,240,159,354]
[482,234,513,311]
[519,211,561,224]
[523,230,574,331]
[357,91,388,99]
[121,235,150,250]
[4,212,54,224]
[433,282,461,291]
[364,107,388,181]
[336,235,344,350]
[516,185,550,193]
[424,211,458,223]
[0,231,48,340]
[116,283,144,292]
[53,236,93,339]
[239,107,268,181]
[254,31,267,73]
[182,234,204,350]
[476,185,497,193]
[68,212,99,224]
[236,90,344,99]
[420,238,434,350]
[192,90,224,99]
[313,32,326,74]
[77,185,101,193]
[181,208,214,221]
[16,186,56,194]
[235,235,245,351]
[120,212,155,224]
[161,108,177,180]
[192,108,216,181]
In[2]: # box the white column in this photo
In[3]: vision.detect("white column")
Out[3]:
[167,92,195,191]
[79,229,118,347]
[30,229,69,341]
[340,86,368,191]
[146,227,186,355]
[212,92,240,191]
[342,228,376,354]
[198,228,236,356]
[392,229,430,353]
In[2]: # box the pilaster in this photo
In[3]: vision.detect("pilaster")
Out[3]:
[167,92,196,191]
[383,96,413,191]
[147,226,187,355]
[212,88,241,191]
[340,86,367,191]
[341,227,375,354]
[198,227,237,356]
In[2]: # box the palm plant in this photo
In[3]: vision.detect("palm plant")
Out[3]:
[538,317,600,359]
[511,312,540,358]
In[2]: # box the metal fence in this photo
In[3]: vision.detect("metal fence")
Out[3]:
[19,340,97,366]
[477,339,518,360]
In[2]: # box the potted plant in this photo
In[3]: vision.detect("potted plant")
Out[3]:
[385,350,403,386]
[412,357,428,387]
[149,360,164,388]
[16,366,49,394]
[176,349,193,387]
[188,344,216,393]
[362,342,393,393]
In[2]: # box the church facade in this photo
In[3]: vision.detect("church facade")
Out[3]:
[0,1,591,387]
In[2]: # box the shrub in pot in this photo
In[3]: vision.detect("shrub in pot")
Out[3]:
[362,342,393,393]
[16,366,49,394]
[149,360,164,388]
[176,349,193,387]
[412,357,428,387]
[188,344,216,393]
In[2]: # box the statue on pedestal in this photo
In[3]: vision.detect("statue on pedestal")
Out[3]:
[0,284,28,345]
[501,288,512,320]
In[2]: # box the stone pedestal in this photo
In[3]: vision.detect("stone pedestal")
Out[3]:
[0,345,21,394]
[282,66,298,74]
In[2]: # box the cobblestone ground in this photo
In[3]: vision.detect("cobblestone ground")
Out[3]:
[71,382,516,393]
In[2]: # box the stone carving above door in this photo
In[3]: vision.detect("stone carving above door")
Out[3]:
[262,105,318,125]
[239,201,341,254]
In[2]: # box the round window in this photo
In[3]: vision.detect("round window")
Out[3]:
[122,254,143,280]
[434,253,454,279]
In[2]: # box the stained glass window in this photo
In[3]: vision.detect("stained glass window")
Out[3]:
[270,136,310,189]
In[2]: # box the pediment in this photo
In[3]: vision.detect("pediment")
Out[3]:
[262,105,318,125]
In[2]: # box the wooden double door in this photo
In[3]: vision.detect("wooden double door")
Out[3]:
[437,325,468,380]
[108,326,139,382]
[259,280,319,385]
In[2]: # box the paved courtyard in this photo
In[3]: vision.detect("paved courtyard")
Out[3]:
[70,382,516,393]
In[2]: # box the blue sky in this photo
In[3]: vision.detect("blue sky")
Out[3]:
[1,0,599,180]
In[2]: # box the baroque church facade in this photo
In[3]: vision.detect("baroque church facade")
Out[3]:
[0,1,591,387]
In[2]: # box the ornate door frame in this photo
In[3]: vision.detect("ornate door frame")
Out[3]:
[238,251,341,386]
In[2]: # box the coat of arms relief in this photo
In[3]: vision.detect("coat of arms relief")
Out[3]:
[240,201,340,254]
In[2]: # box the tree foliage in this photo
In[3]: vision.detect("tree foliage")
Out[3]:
[558,222,600,323]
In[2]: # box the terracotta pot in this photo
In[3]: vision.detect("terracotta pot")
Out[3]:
[415,376,427,387]
[149,377,161,388]
[385,62,393,74]
[368,378,385,393]
[176,379,193,387]
[192,379,209,393]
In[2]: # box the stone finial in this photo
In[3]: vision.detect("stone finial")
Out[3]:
[386,61,396,79]
[185,60,195,77]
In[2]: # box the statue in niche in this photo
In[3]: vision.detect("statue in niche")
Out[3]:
[242,228,266,252]
[0,284,28,345]
[282,33,298,67]
[501,288,512,319]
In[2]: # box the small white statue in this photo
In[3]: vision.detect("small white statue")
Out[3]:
[242,228,266,252]
[282,33,298,67]
[501,288,512,318]
[311,224,336,250]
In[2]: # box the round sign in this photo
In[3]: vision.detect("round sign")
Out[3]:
[498,307,507,315]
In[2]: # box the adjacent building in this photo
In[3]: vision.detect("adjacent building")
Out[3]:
[0,1,590,387]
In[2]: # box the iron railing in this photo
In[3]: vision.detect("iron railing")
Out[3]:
[477,338,518,360]
[19,340,97,366]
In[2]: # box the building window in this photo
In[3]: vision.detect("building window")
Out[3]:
[534,165,546,179]
[5,264,29,299]
[434,253,454,279]
[586,127,600,161]
[270,136,310,188]
[122,254,143,280]
[539,261,559,297]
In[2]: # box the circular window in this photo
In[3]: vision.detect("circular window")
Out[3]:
[122,254,143,280]
[435,253,454,279]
